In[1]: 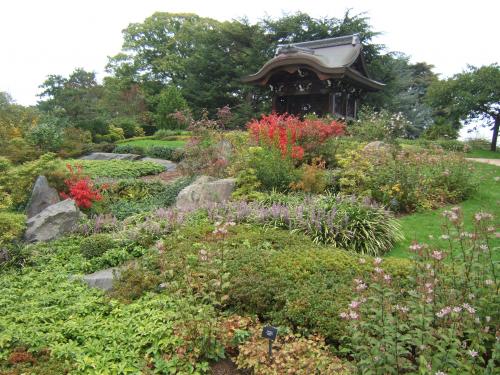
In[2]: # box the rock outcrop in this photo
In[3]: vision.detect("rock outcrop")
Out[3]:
[79,153,141,161]
[26,175,60,218]
[175,176,236,210]
[24,199,81,242]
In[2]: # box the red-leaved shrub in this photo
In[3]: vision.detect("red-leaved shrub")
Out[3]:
[60,164,103,209]
[248,113,345,160]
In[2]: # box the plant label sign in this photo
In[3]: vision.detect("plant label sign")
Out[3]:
[261,326,277,340]
[262,326,278,358]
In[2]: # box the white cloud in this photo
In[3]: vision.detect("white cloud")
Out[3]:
[0,0,498,105]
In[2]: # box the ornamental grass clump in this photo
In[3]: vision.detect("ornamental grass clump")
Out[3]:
[341,207,499,374]
[204,195,402,256]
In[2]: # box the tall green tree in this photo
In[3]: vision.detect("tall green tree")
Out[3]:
[38,68,107,136]
[427,64,500,151]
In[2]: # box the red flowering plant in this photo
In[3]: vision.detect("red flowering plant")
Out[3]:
[60,164,104,209]
[247,113,345,162]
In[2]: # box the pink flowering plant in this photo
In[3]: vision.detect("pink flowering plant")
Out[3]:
[341,207,498,373]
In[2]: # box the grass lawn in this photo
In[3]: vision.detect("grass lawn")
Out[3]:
[388,161,500,259]
[466,149,500,159]
[117,138,186,149]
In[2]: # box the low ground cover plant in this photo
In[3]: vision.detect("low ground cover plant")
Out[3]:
[68,159,165,179]
[91,177,194,219]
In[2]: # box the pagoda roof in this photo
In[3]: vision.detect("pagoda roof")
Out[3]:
[243,34,384,91]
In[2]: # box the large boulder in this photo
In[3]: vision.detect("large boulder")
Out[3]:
[24,199,81,242]
[79,267,121,291]
[176,176,236,210]
[26,175,60,218]
[79,152,141,161]
[140,157,177,171]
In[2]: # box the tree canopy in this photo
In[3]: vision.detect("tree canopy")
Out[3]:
[427,64,500,150]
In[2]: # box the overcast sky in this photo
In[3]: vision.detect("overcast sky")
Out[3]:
[1,0,498,133]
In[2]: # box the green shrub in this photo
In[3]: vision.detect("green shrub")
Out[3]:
[466,138,491,151]
[92,178,193,219]
[145,145,184,161]
[79,233,115,259]
[337,145,477,212]
[110,117,144,138]
[248,147,299,191]
[0,156,12,172]
[94,125,125,143]
[114,143,185,161]
[154,129,190,139]
[108,262,162,302]
[435,139,468,152]
[0,153,63,209]
[112,143,142,155]
[157,223,411,342]
[58,127,93,158]
[421,121,459,140]
[0,212,26,245]
[90,142,116,153]
[232,168,265,201]
[349,108,412,142]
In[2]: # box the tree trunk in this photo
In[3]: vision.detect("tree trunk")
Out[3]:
[491,116,499,152]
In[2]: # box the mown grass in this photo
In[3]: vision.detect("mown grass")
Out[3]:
[388,161,500,259]
[117,139,186,149]
[466,149,500,159]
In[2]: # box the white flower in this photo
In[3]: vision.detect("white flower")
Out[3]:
[436,306,452,318]
[485,279,494,286]
[435,371,447,375]
[463,303,476,314]
[440,235,450,240]
[374,257,383,265]
[349,300,361,309]
[349,311,359,320]
[356,283,367,292]
[358,258,366,264]
[468,349,478,358]
[374,267,383,274]
[452,306,462,313]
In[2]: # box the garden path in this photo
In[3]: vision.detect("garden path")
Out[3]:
[466,158,500,166]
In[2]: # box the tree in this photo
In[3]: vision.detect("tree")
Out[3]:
[152,85,188,130]
[106,11,387,126]
[38,68,107,136]
[427,64,500,151]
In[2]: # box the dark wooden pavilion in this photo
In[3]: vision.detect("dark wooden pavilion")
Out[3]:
[243,34,384,118]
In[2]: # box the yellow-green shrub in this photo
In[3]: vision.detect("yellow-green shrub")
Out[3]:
[337,146,477,212]
[0,153,64,209]
[0,211,26,245]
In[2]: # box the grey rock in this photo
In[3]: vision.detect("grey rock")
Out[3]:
[0,248,10,265]
[216,139,233,162]
[363,141,387,151]
[79,152,141,161]
[140,157,177,171]
[176,176,236,209]
[24,199,80,242]
[26,175,60,218]
[78,267,121,291]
